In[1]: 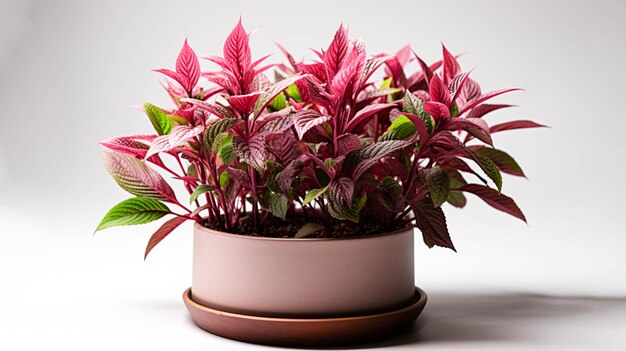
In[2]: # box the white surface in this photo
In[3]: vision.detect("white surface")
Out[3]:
[1,205,625,351]
[1,0,625,350]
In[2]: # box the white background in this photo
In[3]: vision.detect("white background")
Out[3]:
[1,0,625,350]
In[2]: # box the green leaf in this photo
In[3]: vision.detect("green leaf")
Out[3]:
[302,186,329,206]
[189,185,214,204]
[204,118,240,148]
[167,114,187,125]
[328,195,367,223]
[253,75,304,116]
[424,167,450,207]
[266,160,283,193]
[95,197,169,231]
[472,152,503,192]
[219,171,230,188]
[268,92,287,111]
[449,102,459,117]
[446,190,467,208]
[402,92,434,133]
[218,137,235,165]
[379,77,392,89]
[446,169,468,208]
[381,176,404,211]
[379,115,416,141]
[473,147,525,177]
[144,103,172,135]
[285,83,302,102]
[187,163,198,178]
[295,223,325,238]
[211,132,231,153]
[267,192,289,220]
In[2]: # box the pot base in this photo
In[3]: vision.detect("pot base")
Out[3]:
[182,287,427,347]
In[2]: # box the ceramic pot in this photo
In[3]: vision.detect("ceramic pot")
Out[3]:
[191,222,415,317]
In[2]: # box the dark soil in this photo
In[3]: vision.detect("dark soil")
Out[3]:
[204,215,407,239]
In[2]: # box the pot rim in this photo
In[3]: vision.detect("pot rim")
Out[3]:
[194,221,414,242]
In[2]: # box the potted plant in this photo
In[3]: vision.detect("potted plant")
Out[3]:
[96,20,543,346]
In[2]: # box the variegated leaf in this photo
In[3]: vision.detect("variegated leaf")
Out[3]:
[146,125,203,158]
[353,140,411,180]
[104,151,176,202]
[253,75,306,116]
[232,135,268,172]
[293,109,331,140]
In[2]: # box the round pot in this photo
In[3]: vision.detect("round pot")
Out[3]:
[191,222,415,317]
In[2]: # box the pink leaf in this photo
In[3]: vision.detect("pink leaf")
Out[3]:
[458,78,482,105]
[383,56,407,87]
[100,135,153,159]
[153,69,186,91]
[330,177,355,204]
[412,51,435,84]
[250,54,272,70]
[304,77,332,108]
[228,92,261,115]
[145,125,203,158]
[353,140,411,180]
[429,74,451,106]
[173,176,200,183]
[267,132,300,164]
[424,101,451,118]
[346,103,396,132]
[441,44,461,85]
[204,55,230,70]
[144,216,187,259]
[223,19,251,78]
[293,109,331,140]
[275,160,304,194]
[202,70,241,95]
[437,157,488,184]
[490,120,547,134]
[449,70,473,105]
[467,104,516,118]
[181,98,235,119]
[441,117,492,145]
[330,57,360,98]
[256,107,294,134]
[458,88,522,116]
[274,42,298,71]
[359,56,391,89]
[459,184,527,222]
[335,133,361,155]
[175,39,200,93]
[232,134,268,171]
[299,62,327,83]
[324,24,349,79]
[414,199,455,251]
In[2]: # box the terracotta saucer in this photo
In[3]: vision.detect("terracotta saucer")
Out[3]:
[183,287,427,347]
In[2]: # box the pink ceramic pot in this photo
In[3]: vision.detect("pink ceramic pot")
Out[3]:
[191,222,415,317]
